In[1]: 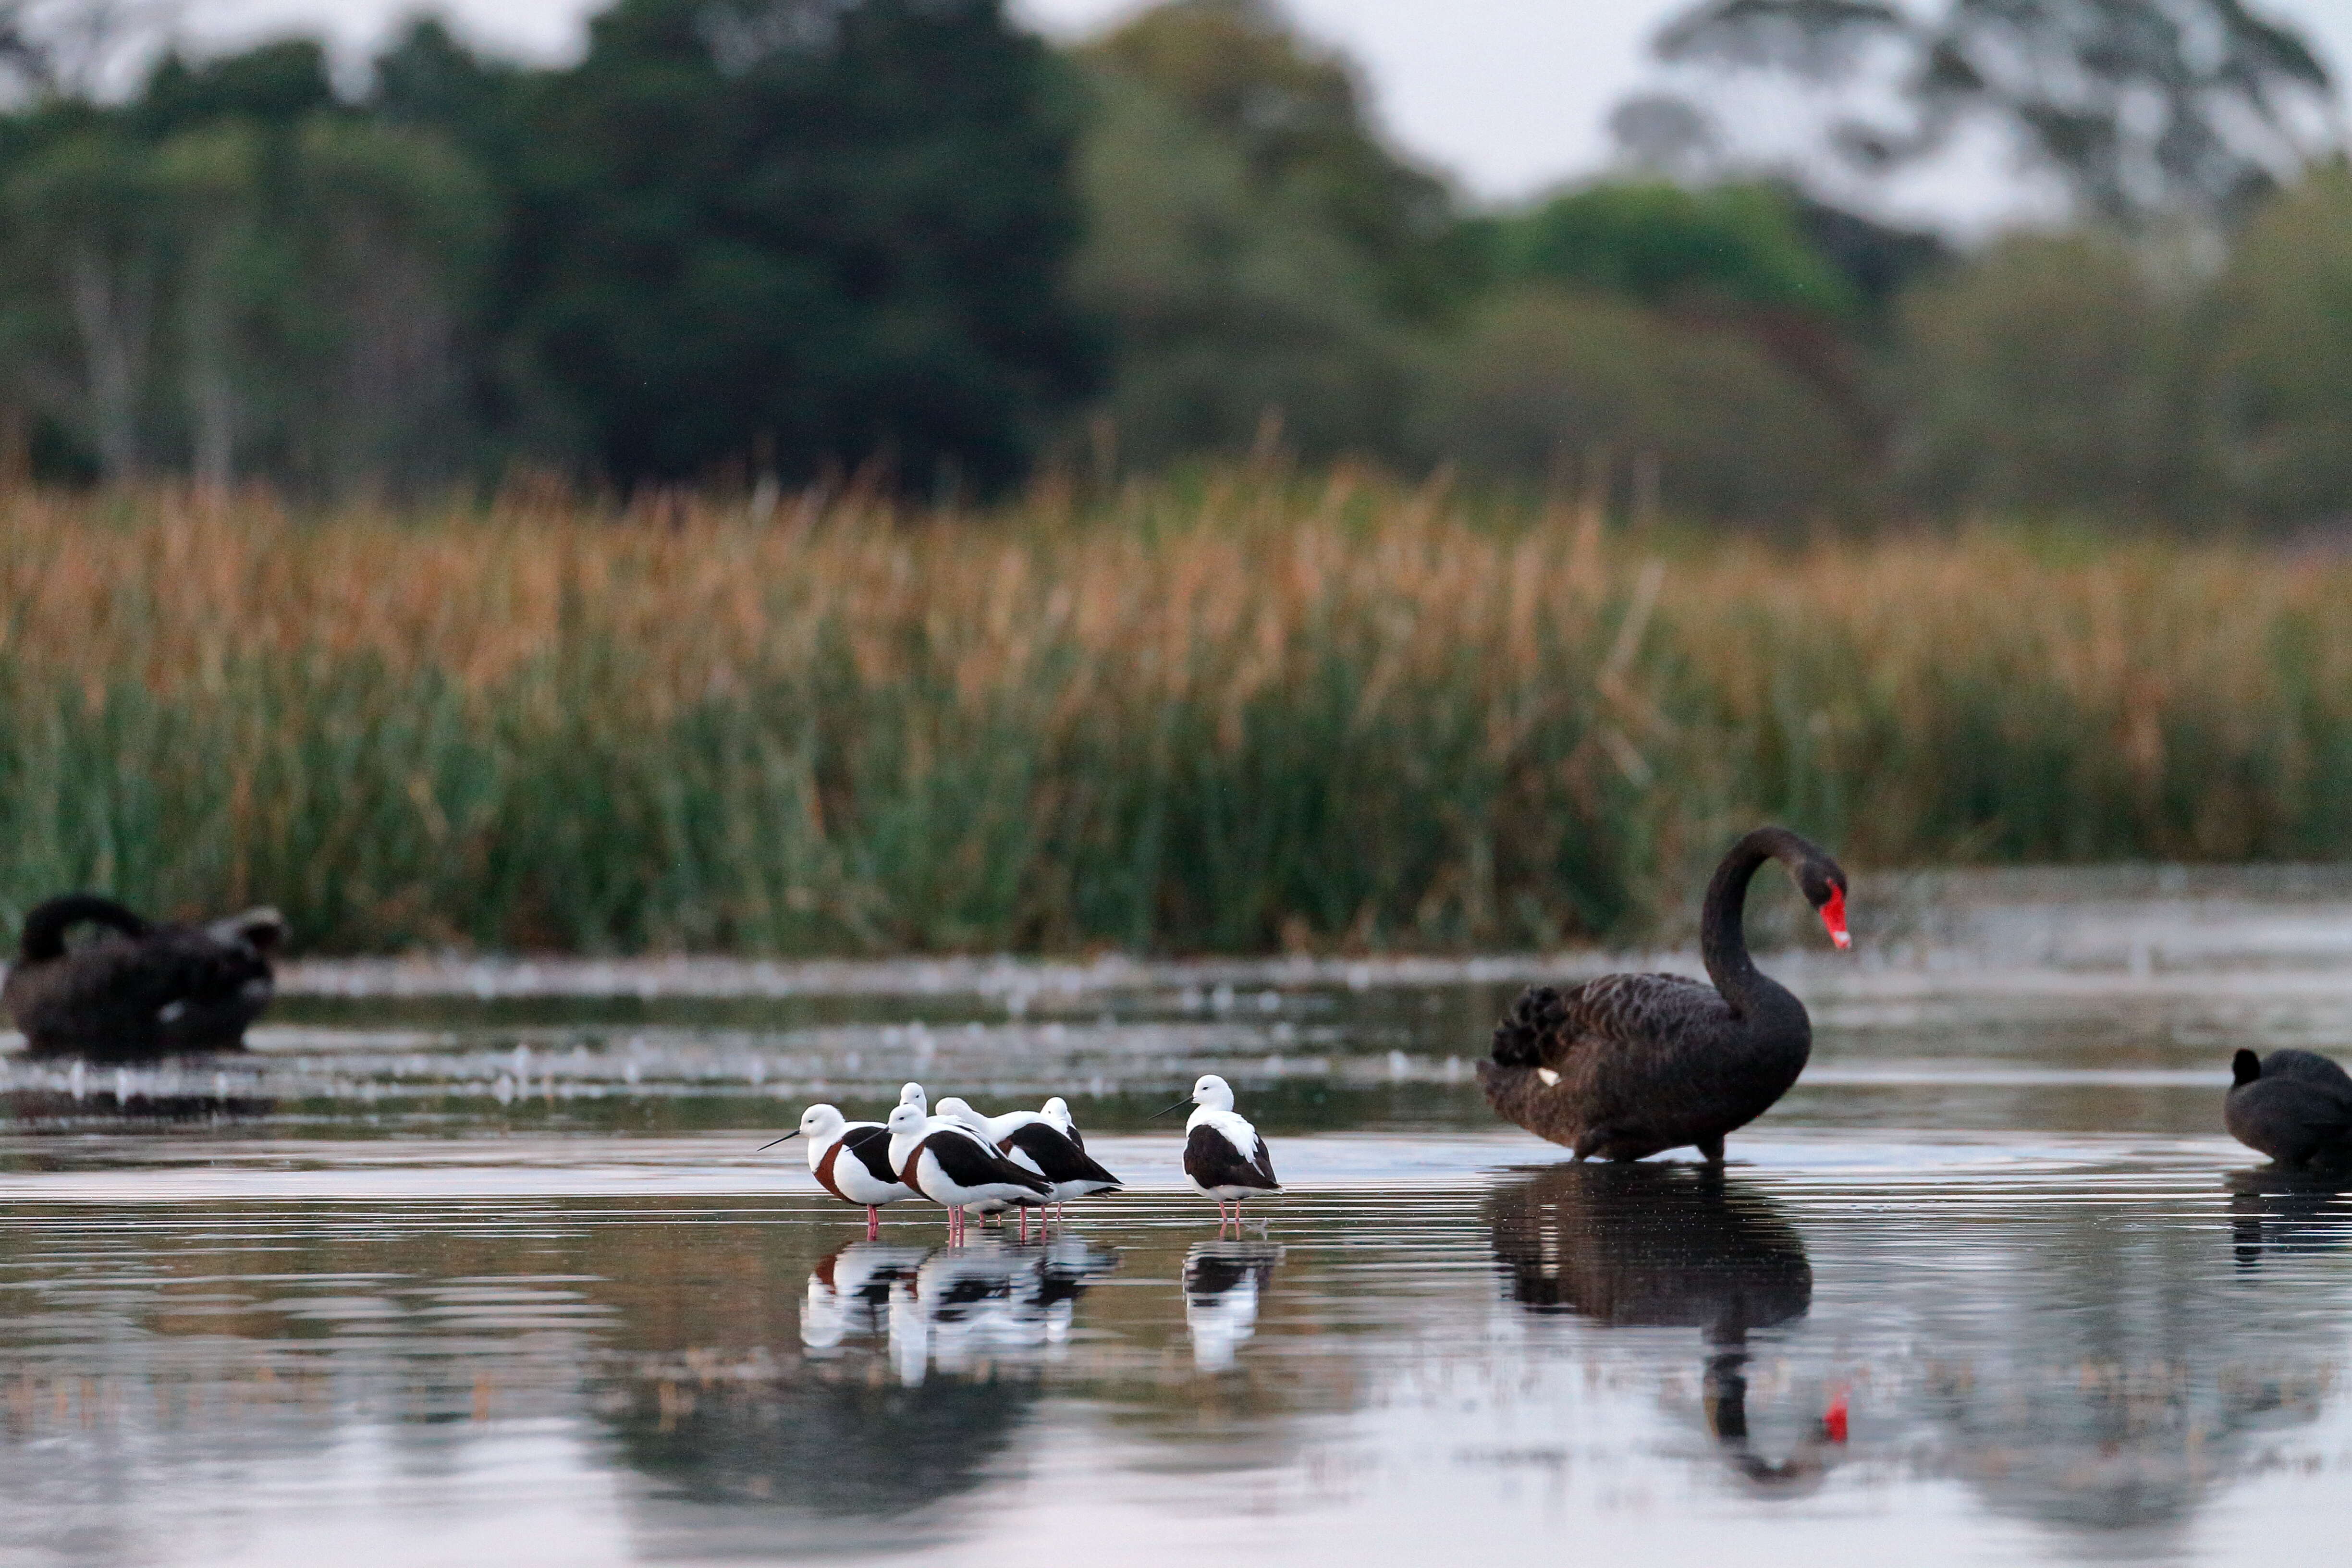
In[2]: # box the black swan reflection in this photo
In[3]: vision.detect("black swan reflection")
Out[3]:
[1183,1240,1282,1372]
[1485,1163,1841,1490]
[2228,1167,2352,1271]
[610,1367,1039,1548]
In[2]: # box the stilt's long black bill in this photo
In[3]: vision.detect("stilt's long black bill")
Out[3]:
[756,1130,803,1151]
[1150,1099,1193,1118]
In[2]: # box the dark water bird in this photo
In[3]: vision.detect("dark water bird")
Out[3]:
[1486,1162,1842,1491]
[2225,1049,2352,1169]
[766,1104,917,1238]
[3,894,285,1060]
[1481,826,1850,1163]
[885,1102,1053,1245]
[1154,1073,1279,1228]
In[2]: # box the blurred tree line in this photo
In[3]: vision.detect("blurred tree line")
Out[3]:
[0,0,2345,527]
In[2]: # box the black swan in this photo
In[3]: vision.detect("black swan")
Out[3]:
[1481,826,1850,1163]
[3,893,285,1060]
[2225,1049,2352,1169]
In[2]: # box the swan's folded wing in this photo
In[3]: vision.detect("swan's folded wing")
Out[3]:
[2293,1082,2352,1140]
[21,936,182,1018]
[1556,973,1728,1055]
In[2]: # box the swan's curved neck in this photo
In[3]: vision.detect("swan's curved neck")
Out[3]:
[1699,828,1807,1014]
[18,894,147,962]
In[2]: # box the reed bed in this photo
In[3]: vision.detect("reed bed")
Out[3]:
[2,478,2347,954]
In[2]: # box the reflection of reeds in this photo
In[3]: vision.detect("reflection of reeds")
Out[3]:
[5,479,2349,953]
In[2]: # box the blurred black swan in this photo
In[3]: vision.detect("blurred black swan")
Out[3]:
[1482,826,1849,1162]
[2225,1049,2352,1169]
[3,894,284,1060]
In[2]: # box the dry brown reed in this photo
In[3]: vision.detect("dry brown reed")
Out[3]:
[2,478,2347,953]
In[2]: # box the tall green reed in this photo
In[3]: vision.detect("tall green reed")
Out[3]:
[2,485,2349,953]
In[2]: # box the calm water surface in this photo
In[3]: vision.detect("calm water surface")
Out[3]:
[5,883,2352,1567]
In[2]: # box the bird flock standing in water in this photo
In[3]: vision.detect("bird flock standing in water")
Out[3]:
[774,1074,1280,1239]
[7,821,2352,1261]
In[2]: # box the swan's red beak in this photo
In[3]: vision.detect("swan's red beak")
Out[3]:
[1820,886,1850,950]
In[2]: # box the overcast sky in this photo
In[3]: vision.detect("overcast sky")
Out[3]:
[181,0,2352,219]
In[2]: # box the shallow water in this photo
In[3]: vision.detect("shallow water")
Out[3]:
[6,881,2352,1566]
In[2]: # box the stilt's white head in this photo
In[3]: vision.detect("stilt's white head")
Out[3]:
[899,1082,928,1115]
[1190,1074,1236,1114]
[798,1103,847,1142]
[886,1102,928,1138]
[935,1096,991,1135]
[1040,1096,1073,1131]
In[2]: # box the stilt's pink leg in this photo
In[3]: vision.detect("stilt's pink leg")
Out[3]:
[867,1207,880,1240]
[1017,1208,1029,1242]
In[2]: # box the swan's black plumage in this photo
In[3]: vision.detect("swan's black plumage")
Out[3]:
[1481,826,1847,1164]
[2225,1048,2352,1168]
[4,894,285,1060]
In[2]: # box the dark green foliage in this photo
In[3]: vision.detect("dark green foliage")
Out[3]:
[1418,288,1871,521]
[1086,0,1469,321]
[503,0,1099,489]
[137,41,336,136]
[1067,0,1467,468]
[2204,162,2352,523]
[1066,71,1414,467]
[1490,181,1858,319]
[1893,232,2209,520]
[0,2,1099,496]
[1781,189,1948,320]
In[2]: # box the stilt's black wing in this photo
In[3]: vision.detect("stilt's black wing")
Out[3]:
[840,1124,900,1186]
[1185,1124,1278,1192]
[1248,1132,1278,1189]
[925,1132,1053,1195]
[1004,1122,1121,1188]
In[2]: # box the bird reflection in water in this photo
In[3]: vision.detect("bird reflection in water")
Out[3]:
[1183,1240,1282,1372]
[1485,1163,1842,1492]
[2228,1167,2352,1272]
[802,1237,1118,1386]
[802,1243,930,1349]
